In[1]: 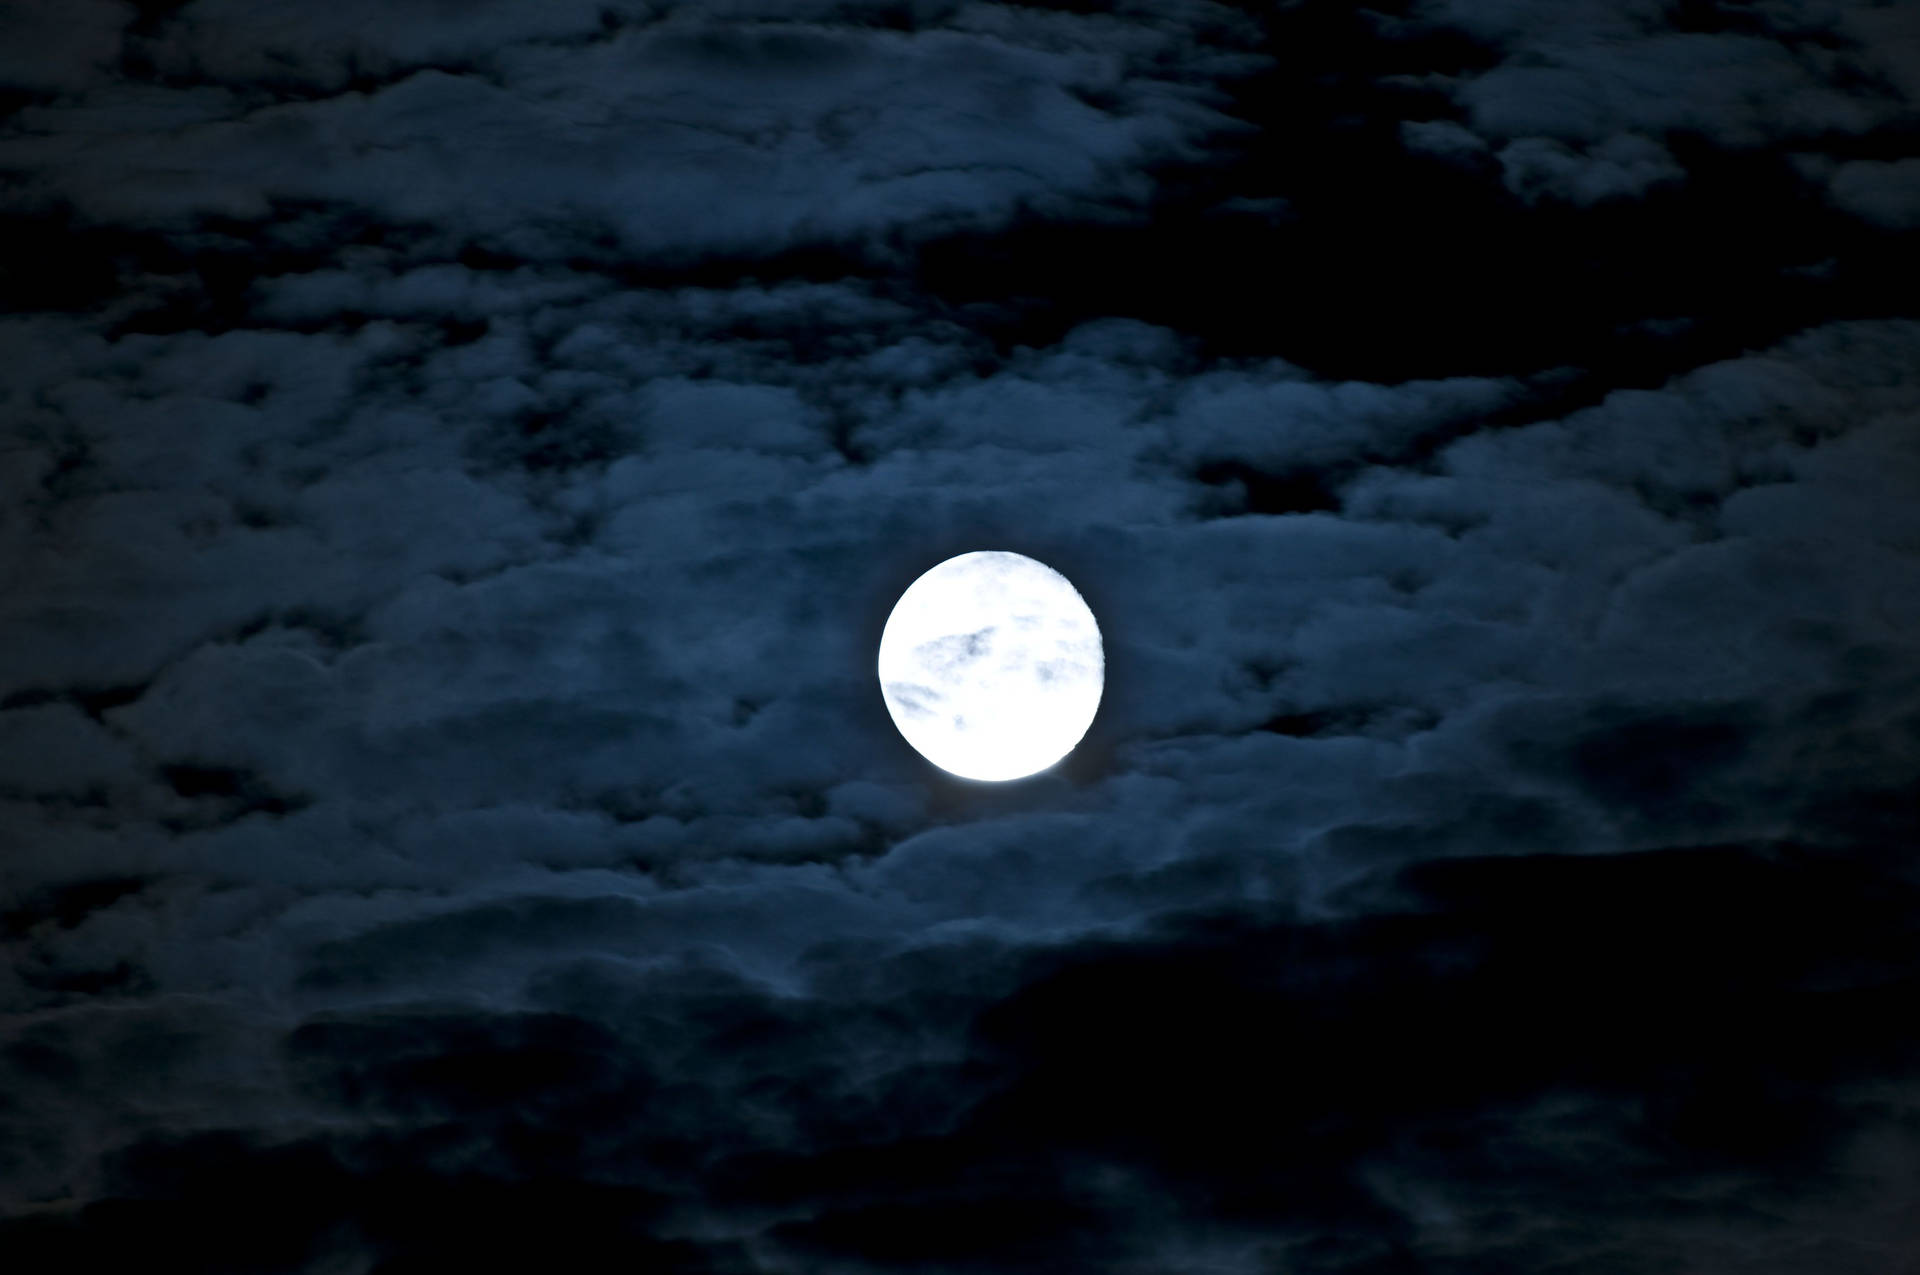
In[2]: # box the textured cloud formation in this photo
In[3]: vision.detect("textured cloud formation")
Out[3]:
[1435,0,1912,144]
[3,1,1920,1272]
[0,1,1245,257]
[1828,156,1920,230]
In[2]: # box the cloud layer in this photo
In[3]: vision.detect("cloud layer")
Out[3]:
[3,0,1919,1270]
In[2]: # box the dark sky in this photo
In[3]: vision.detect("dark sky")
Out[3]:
[3,1,1920,1271]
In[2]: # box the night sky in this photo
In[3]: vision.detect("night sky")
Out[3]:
[4,1,1920,1271]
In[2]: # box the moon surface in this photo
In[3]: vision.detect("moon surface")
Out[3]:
[878,551,1104,782]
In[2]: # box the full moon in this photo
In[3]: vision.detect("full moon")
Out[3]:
[878,551,1104,782]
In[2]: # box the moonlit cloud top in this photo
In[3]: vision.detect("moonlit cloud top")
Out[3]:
[878,551,1104,782]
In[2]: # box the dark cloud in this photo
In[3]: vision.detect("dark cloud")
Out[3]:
[2,0,1919,1270]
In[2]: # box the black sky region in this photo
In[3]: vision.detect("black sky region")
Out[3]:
[3,1,1920,1271]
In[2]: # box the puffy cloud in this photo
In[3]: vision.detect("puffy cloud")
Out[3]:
[0,6,1243,260]
[1496,132,1684,204]
[1827,156,1920,230]
[1431,0,1910,147]
[1401,0,1920,241]
[1400,117,1491,163]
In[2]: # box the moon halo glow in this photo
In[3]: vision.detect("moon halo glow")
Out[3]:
[877,551,1104,782]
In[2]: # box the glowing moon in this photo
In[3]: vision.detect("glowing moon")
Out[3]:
[878,551,1104,782]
